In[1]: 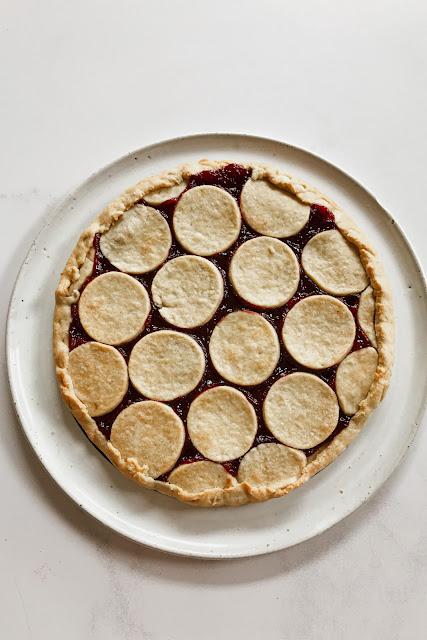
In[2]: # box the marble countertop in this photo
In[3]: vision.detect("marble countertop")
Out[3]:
[1,2,426,638]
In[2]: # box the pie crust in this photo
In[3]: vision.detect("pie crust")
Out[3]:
[358,286,377,347]
[79,271,150,345]
[301,229,369,295]
[54,159,394,507]
[128,330,205,401]
[209,311,280,385]
[173,185,241,256]
[68,342,128,417]
[238,443,307,490]
[335,347,379,415]
[110,401,185,478]
[151,255,223,328]
[229,236,299,308]
[282,295,356,369]
[144,179,187,206]
[99,204,172,274]
[168,461,236,493]
[263,372,339,449]
[240,178,310,237]
[187,386,257,462]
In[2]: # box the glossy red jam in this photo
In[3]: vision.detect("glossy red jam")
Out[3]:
[69,163,371,478]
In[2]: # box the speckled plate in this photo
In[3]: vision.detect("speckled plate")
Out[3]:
[6,134,427,558]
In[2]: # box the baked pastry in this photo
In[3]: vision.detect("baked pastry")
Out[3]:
[54,160,394,507]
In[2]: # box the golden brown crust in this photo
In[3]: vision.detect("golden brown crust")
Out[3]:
[53,159,394,507]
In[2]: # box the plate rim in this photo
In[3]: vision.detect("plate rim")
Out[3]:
[6,132,427,559]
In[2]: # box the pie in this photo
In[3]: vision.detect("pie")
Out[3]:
[54,160,394,507]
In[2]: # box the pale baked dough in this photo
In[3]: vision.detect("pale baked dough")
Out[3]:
[358,286,377,347]
[302,229,368,295]
[110,401,185,478]
[79,272,150,345]
[168,461,236,493]
[54,159,394,507]
[229,237,300,308]
[240,178,310,237]
[336,347,379,415]
[70,254,94,292]
[144,179,187,205]
[68,342,128,416]
[187,386,257,462]
[238,443,307,489]
[282,295,356,369]
[151,255,223,328]
[99,204,171,274]
[263,372,339,449]
[209,311,280,385]
[173,185,241,255]
[128,330,205,401]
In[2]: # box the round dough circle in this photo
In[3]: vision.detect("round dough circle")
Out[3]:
[282,295,356,369]
[229,237,299,308]
[209,311,280,385]
[302,229,368,295]
[187,386,257,462]
[110,401,185,478]
[263,372,339,449]
[358,286,377,347]
[79,272,150,345]
[168,461,235,493]
[237,443,306,489]
[99,204,172,274]
[68,342,128,417]
[128,330,205,401]
[336,347,378,415]
[240,178,310,238]
[173,185,241,256]
[144,179,187,205]
[151,255,223,328]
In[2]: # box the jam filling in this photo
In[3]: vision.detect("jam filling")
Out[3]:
[68,163,371,479]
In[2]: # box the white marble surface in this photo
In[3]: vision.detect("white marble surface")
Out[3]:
[1,1,426,638]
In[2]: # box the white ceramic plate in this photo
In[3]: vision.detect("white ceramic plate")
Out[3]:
[7,134,427,559]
